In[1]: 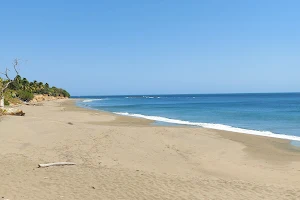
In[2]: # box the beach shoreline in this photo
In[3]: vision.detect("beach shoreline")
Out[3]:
[75,94,300,142]
[74,98,300,145]
[72,98,300,158]
[1,99,300,199]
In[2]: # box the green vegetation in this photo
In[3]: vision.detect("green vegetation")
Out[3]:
[3,89,22,105]
[8,75,70,99]
[1,59,70,107]
[4,98,9,106]
[1,75,70,105]
[16,90,34,102]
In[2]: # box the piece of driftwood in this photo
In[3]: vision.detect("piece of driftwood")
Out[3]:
[10,110,25,116]
[1,108,25,116]
[38,162,76,168]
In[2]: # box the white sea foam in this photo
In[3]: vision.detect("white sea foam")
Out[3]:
[143,96,161,99]
[82,99,103,103]
[114,112,300,142]
[125,96,161,99]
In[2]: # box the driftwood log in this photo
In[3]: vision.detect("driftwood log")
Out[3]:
[38,162,76,168]
[1,108,25,116]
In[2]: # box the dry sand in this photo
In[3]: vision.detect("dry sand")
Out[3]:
[1,99,300,200]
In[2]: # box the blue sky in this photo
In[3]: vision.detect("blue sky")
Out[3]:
[0,0,299,95]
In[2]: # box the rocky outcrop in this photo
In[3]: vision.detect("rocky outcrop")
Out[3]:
[29,94,68,104]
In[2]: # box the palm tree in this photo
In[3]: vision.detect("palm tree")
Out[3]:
[8,75,22,90]
[15,75,22,85]
[38,82,44,90]
[22,78,29,90]
[32,80,37,91]
[29,82,34,92]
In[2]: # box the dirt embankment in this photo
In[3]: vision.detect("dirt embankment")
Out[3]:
[29,94,68,103]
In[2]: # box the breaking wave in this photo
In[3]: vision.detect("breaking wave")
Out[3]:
[82,99,103,103]
[114,112,300,141]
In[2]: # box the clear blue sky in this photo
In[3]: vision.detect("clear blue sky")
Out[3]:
[0,0,299,95]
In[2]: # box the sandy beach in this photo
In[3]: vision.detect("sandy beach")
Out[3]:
[1,99,300,200]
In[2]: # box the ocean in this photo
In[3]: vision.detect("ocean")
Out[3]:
[75,93,300,142]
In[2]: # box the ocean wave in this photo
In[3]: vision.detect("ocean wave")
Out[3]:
[125,96,161,99]
[144,96,163,99]
[114,112,300,141]
[82,99,103,103]
[143,96,154,99]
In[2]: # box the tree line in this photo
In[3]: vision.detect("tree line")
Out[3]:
[8,75,70,99]
[1,59,70,107]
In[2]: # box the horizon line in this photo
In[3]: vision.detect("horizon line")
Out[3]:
[71,91,300,97]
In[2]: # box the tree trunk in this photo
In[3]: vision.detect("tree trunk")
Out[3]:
[0,97,4,108]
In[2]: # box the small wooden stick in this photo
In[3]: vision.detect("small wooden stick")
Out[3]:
[38,162,76,168]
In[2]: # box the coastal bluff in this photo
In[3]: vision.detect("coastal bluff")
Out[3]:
[29,94,68,103]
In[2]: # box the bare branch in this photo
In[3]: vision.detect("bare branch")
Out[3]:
[2,80,12,91]
[1,59,21,95]
[13,59,19,75]
[0,59,20,80]
[0,68,11,80]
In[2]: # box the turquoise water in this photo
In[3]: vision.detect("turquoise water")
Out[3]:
[75,93,300,141]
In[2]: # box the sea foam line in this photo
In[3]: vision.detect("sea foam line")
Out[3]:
[114,112,300,142]
[82,99,103,103]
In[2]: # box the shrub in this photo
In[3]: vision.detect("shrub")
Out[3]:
[61,90,70,98]
[17,90,34,102]
[4,99,9,106]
